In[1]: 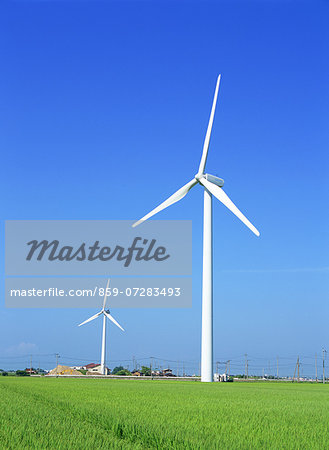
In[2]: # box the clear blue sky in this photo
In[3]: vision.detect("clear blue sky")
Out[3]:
[0,0,328,376]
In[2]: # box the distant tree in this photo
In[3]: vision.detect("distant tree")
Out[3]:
[16,370,29,377]
[112,366,125,375]
[141,366,151,376]
[78,369,87,375]
[1,371,8,376]
[116,369,132,376]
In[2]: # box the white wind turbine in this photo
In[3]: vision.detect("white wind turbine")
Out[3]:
[78,279,125,375]
[133,75,260,382]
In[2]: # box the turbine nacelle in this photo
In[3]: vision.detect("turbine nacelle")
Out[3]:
[196,173,224,188]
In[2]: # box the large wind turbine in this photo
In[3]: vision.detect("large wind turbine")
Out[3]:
[78,279,125,375]
[133,75,260,382]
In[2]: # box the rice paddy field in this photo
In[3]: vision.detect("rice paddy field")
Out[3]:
[1,378,329,449]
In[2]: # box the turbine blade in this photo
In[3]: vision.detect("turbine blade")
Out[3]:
[78,311,102,327]
[132,178,197,227]
[197,75,221,176]
[102,279,110,310]
[104,311,125,332]
[199,177,260,237]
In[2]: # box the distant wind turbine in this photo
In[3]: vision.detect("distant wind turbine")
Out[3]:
[78,279,125,375]
[133,75,260,382]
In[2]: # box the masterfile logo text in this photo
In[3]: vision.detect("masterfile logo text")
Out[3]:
[6,220,191,276]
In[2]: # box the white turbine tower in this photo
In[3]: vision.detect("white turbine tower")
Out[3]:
[78,279,125,375]
[133,75,260,382]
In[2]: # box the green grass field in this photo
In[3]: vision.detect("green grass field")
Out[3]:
[1,378,329,449]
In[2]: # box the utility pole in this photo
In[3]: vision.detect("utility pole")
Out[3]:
[227,360,231,377]
[150,357,154,380]
[55,353,60,378]
[293,356,299,382]
[315,353,317,382]
[216,361,219,375]
[30,355,32,375]
[245,354,248,379]
[323,348,326,384]
[276,356,279,380]
[183,362,185,377]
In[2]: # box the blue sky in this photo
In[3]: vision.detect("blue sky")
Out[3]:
[0,0,328,376]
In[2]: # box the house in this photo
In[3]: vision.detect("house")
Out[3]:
[83,363,99,370]
[25,368,38,375]
[131,370,141,376]
[85,364,110,375]
[162,368,174,377]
